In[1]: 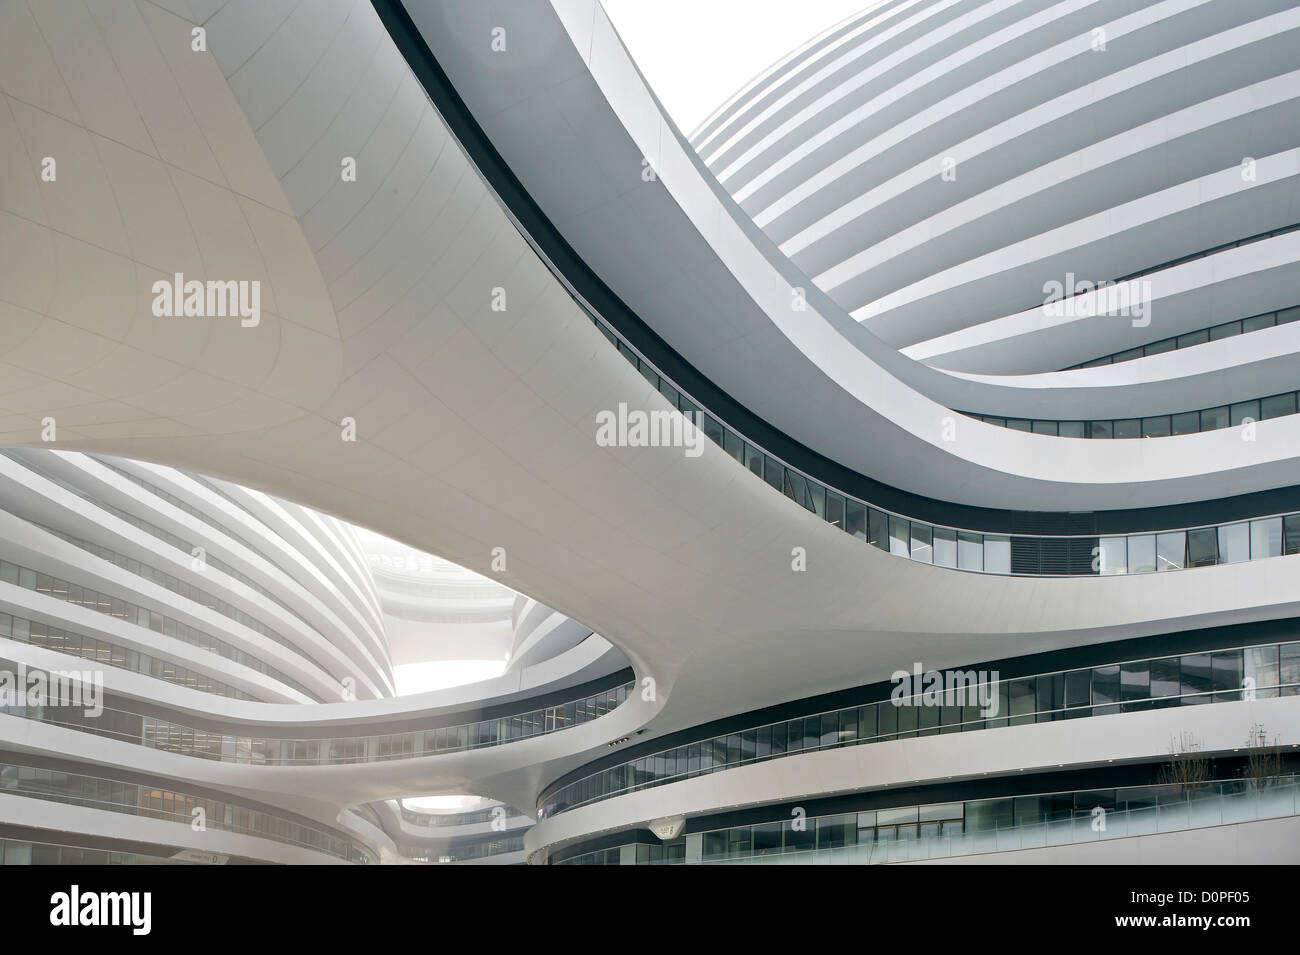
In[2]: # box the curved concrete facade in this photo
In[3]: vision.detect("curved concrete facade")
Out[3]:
[0,0,1296,870]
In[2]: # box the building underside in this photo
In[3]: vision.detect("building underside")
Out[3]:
[0,0,1298,866]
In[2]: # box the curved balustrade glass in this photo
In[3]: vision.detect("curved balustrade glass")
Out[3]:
[0,557,318,698]
[0,672,633,765]
[539,641,1300,818]
[34,526,339,679]
[401,833,525,863]
[9,451,347,650]
[0,835,189,865]
[1067,303,1300,369]
[556,776,1300,865]
[1,610,254,700]
[401,805,524,827]
[0,759,368,862]
[584,293,1300,576]
[965,388,1300,439]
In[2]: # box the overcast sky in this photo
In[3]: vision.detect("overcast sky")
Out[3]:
[601,0,877,136]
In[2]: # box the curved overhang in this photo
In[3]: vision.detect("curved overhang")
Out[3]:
[397,0,1300,515]
[3,0,1300,849]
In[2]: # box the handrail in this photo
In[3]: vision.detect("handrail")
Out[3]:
[539,638,1299,817]
[583,294,1300,576]
[0,674,634,766]
[0,759,368,862]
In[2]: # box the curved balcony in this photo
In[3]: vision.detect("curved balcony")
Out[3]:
[0,758,368,863]
[554,776,1300,865]
[539,637,1298,818]
[1,665,634,767]
[586,302,1300,576]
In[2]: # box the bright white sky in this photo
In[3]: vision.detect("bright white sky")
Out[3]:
[393,659,507,695]
[601,0,877,136]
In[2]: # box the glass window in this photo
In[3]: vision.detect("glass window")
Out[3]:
[1141,416,1170,437]
[1057,421,1085,438]
[1217,522,1249,563]
[1156,532,1185,571]
[1212,650,1244,700]
[1149,657,1180,697]
[965,798,1013,833]
[786,817,815,853]
[1261,393,1297,419]
[868,508,887,549]
[910,524,933,563]
[820,714,838,748]
[859,705,877,740]
[1065,670,1090,708]
[1006,419,1031,432]
[1114,347,1143,363]
[1120,660,1149,702]
[752,822,782,856]
[636,357,657,387]
[783,467,806,507]
[1176,329,1209,348]
[723,429,744,462]
[1143,338,1177,356]
[897,704,917,737]
[728,828,753,857]
[1127,535,1156,574]
[878,807,919,827]
[1187,528,1218,567]
[1245,645,1279,695]
[1009,679,1036,723]
[1250,518,1281,559]
[1181,653,1212,700]
[1209,321,1241,340]
[1242,313,1275,333]
[1113,419,1141,439]
[1277,305,1300,324]
[983,536,1010,574]
[819,816,857,850]
[933,528,957,568]
[888,516,909,556]
[957,533,983,572]
[838,709,858,745]
[1089,420,1112,438]
[1285,515,1300,555]
[826,491,845,529]
[1281,643,1300,689]
[877,702,897,739]
[809,482,827,518]
[763,455,783,490]
[1230,401,1260,427]
[743,443,763,477]
[1170,411,1200,435]
[1037,673,1064,717]
[700,412,724,446]
[918,704,940,736]
[1031,421,1057,435]
[803,717,820,750]
[846,500,867,541]
[784,723,802,753]
[1098,536,1127,575]
[1200,406,1229,430]
[1091,665,1120,706]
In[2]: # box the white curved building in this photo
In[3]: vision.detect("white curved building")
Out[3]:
[0,0,1297,876]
